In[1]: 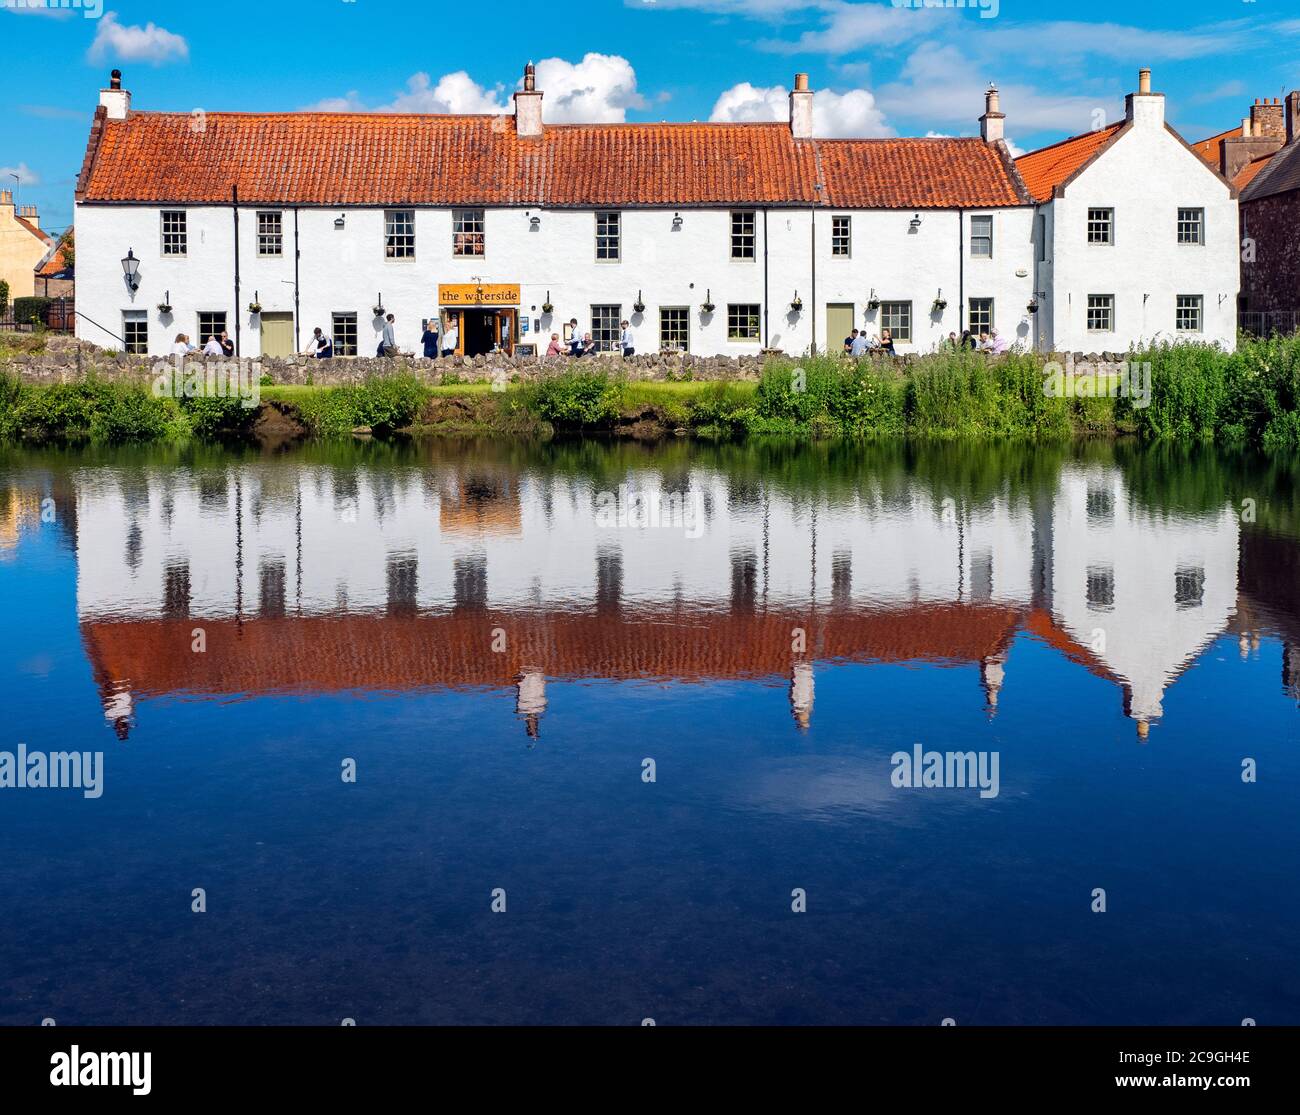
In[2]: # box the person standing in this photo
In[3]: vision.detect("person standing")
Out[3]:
[421,318,441,359]
[620,319,635,358]
[379,314,397,357]
[844,328,859,353]
[219,331,235,357]
[441,315,459,358]
[567,319,583,356]
[879,329,896,356]
[849,331,871,357]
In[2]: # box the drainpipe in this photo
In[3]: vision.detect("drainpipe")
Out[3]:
[810,206,817,355]
[232,184,241,358]
[958,208,965,333]
[293,207,301,354]
[762,208,770,349]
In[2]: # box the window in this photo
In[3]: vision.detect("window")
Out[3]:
[122,310,148,355]
[1087,208,1113,245]
[831,215,851,257]
[1175,295,1203,333]
[452,208,483,257]
[1087,565,1115,611]
[730,210,756,260]
[968,298,994,333]
[660,306,689,352]
[1087,294,1114,332]
[596,211,620,261]
[1086,484,1114,525]
[727,303,760,341]
[385,209,415,259]
[332,312,358,357]
[197,311,227,346]
[970,214,993,258]
[1177,208,1204,245]
[591,304,621,352]
[257,211,283,257]
[161,210,187,256]
[1175,566,1205,609]
[880,301,912,342]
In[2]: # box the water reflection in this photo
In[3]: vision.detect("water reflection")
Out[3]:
[3,440,1296,742]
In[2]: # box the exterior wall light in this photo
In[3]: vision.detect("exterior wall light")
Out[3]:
[530,215,541,230]
[121,249,140,291]
[909,214,923,231]
[672,213,683,231]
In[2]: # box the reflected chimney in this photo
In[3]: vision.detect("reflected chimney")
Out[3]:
[791,661,815,731]
[516,667,547,740]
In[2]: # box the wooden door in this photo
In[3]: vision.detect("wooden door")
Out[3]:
[494,310,516,354]
[260,312,294,358]
[826,304,855,350]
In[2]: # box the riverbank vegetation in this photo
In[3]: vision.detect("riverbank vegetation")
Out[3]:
[1,336,1297,449]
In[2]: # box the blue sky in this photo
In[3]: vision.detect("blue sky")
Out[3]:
[3,0,1300,234]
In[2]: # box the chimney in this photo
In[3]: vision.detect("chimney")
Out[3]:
[0,189,12,211]
[789,72,814,139]
[1125,66,1165,129]
[513,61,543,138]
[1250,97,1286,142]
[1287,90,1300,146]
[1242,117,1252,139]
[979,83,1005,143]
[99,68,131,120]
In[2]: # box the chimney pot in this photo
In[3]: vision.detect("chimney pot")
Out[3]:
[1286,90,1300,146]
[794,73,809,92]
[980,82,1005,143]
[1138,68,1152,95]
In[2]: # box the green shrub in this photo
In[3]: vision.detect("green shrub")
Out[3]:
[6,377,177,443]
[291,374,430,436]
[0,279,10,317]
[12,296,52,327]
[522,370,622,426]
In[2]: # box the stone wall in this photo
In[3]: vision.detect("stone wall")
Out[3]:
[1242,190,1300,315]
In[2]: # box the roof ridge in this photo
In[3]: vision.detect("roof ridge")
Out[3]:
[1017,120,1124,162]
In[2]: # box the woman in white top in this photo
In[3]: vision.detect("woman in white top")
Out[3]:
[202,335,224,356]
[171,333,193,356]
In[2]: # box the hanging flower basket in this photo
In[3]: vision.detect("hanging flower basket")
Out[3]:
[633,300,646,314]
[700,301,715,314]
[790,296,803,312]
[932,298,948,313]
[541,301,554,314]
[866,298,880,311]
[371,305,385,317]
[156,303,172,315]
[247,302,262,314]
[1027,300,1040,314]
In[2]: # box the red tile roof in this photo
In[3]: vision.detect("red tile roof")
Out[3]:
[1191,127,1237,170]
[12,214,52,246]
[76,111,1031,209]
[1233,152,1275,191]
[1015,122,1125,202]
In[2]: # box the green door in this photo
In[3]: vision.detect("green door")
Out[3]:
[827,303,855,350]
[260,312,295,358]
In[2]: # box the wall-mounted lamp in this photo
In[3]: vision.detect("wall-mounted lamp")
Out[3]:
[121,248,140,291]
[529,214,541,231]
[909,214,923,231]
[672,212,683,231]
[334,214,346,230]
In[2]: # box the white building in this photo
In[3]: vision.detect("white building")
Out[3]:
[74,66,1043,359]
[1017,68,1241,352]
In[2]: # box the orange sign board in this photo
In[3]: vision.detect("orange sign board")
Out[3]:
[438,283,520,306]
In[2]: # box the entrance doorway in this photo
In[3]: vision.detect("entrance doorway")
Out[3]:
[260,312,294,358]
[826,303,855,350]
[447,308,517,356]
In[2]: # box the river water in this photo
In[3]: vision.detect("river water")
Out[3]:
[1,437,1297,1024]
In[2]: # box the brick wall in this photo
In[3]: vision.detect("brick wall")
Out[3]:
[1242,189,1300,313]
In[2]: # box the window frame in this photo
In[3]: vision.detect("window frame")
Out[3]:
[659,306,690,352]
[970,214,994,259]
[590,304,622,352]
[160,210,187,257]
[726,303,761,342]
[122,310,148,355]
[332,312,358,357]
[595,210,621,262]
[730,210,756,261]
[256,210,283,258]
[1086,207,1114,245]
[880,300,912,343]
[1086,294,1115,333]
[384,208,416,260]
[197,311,228,346]
[830,214,851,258]
[452,208,484,258]
[1175,294,1203,333]
[1177,207,1205,246]
[968,297,994,334]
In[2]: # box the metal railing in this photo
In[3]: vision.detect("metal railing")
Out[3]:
[1239,310,1300,338]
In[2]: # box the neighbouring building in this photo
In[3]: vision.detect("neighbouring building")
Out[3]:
[0,189,55,302]
[74,65,1238,359]
[1016,69,1240,353]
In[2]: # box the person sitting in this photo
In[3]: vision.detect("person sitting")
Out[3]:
[202,334,224,356]
[878,329,896,356]
[219,331,235,357]
[844,328,859,354]
[987,328,1009,354]
[171,333,194,355]
[567,320,583,357]
[545,333,563,357]
[977,332,991,351]
[849,331,871,357]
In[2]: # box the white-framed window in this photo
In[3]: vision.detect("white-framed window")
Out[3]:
[1087,294,1115,332]
[591,304,622,351]
[660,306,689,352]
[385,209,415,259]
[881,301,912,342]
[727,303,760,341]
[197,311,227,346]
[161,210,187,256]
[730,210,756,260]
[1087,565,1115,611]
[452,208,484,257]
[831,215,851,257]
[596,211,621,261]
[968,298,994,333]
[1175,294,1203,332]
[1087,208,1114,245]
[257,211,283,257]
[122,310,148,355]
[970,214,993,258]
[332,312,358,357]
[1177,208,1204,245]
[1175,566,1205,609]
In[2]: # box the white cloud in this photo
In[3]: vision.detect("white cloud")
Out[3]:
[305,54,646,123]
[87,12,188,66]
[0,162,41,186]
[709,80,892,137]
[757,1,950,55]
